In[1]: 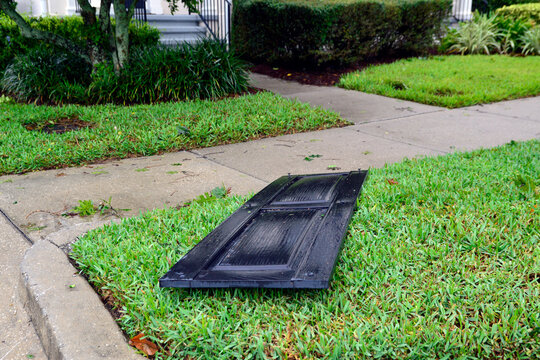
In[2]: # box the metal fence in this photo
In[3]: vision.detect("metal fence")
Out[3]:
[126,0,147,24]
[195,0,231,45]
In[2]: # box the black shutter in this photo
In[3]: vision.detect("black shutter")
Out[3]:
[160,170,368,289]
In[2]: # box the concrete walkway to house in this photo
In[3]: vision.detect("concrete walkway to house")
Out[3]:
[0,73,539,359]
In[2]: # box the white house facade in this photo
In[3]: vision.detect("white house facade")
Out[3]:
[14,0,192,17]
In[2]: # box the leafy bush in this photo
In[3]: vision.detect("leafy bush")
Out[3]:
[88,41,248,104]
[472,0,539,14]
[494,15,532,52]
[0,46,91,103]
[439,28,459,52]
[496,3,540,24]
[0,15,160,71]
[1,40,248,105]
[521,26,540,53]
[232,0,451,67]
[441,11,539,54]
[449,13,501,54]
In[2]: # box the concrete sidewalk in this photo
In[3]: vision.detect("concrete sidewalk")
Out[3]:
[0,74,538,359]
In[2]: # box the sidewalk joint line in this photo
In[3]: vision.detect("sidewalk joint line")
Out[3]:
[346,109,446,125]
[0,207,33,245]
[466,109,540,123]
[352,129,450,154]
[187,151,270,184]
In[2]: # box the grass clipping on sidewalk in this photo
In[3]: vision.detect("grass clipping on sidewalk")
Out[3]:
[0,92,345,175]
[339,55,540,108]
[71,140,540,359]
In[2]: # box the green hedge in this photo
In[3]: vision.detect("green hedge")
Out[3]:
[232,0,451,67]
[472,0,540,14]
[496,3,540,23]
[0,15,160,71]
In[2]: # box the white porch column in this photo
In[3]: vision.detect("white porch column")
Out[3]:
[452,0,473,21]
[66,0,77,15]
[29,0,48,16]
[146,0,163,14]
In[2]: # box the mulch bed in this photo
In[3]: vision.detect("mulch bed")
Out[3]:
[250,54,433,86]
[24,116,93,134]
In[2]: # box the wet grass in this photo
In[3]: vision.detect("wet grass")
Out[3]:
[339,55,540,108]
[0,92,345,175]
[71,140,540,359]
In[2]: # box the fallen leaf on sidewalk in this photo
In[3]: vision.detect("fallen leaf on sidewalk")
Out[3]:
[129,333,158,356]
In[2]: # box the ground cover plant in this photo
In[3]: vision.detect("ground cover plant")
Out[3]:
[339,55,540,108]
[1,45,92,103]
[1,40,249,104]
[0,92,344,175]
[1,15,247,105]
[87,41,248,104]
[71,139,540,359]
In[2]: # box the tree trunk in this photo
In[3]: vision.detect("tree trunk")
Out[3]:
[112,0,136,72]
[97,0,118,68]
[77,0,105,67]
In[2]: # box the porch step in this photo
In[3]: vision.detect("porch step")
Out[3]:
[147,14,208,45]
[146,14,201,27]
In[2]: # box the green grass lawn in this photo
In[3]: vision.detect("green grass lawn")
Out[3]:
[71,140,540,359]
[0,92,344,175]
[339,55,540,108]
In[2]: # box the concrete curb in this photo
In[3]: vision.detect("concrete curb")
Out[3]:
[19,239,143,360]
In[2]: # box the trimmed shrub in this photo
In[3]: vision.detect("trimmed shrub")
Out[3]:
[496,3,540,24]
[232,0,452,67]
[0,15,160,71]
[0,46,91,103]
[88,41,249,104]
